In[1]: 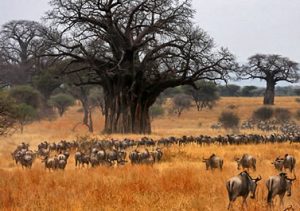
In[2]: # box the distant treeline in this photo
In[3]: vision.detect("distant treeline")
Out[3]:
[162,84,300,98]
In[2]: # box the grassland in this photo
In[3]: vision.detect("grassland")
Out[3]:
[0,97,299,210]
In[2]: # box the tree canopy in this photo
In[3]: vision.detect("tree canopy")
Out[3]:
[45,0,236,133]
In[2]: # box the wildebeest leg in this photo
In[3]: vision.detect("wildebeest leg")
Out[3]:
[279,194,285,208]
[242,197,248,209]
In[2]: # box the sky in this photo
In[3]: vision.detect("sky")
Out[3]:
[0,0,299,86]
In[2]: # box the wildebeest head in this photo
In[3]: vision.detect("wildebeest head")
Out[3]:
[241,171,262,199]
[271,157,284,171]
[280,173,296,197]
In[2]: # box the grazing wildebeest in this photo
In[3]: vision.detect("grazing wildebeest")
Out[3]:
[226,171,262,209]
[74,151,90,167]
[266,172,296,207]
[283,154,296,173]
[272,157,285,171]
[151,148,163,162]
[42,156,58,171]
[129,149,140,164]
[202,154,223,170]
[235,154,256,171]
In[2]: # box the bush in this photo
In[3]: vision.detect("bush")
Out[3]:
[172,94,192,117]
[274,108,291,122]
[15,103,38,133]
[252,107,273,121]
[149,105,165,120]
[48,93,75,116]
[9,85,42,109]
[218,111,240,130]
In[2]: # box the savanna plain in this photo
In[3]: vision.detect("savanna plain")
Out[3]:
[0,97,299,211]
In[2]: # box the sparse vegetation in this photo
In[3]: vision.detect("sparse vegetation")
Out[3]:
[218,111,240,131]
[171,94,192,117]
[252,106,274,121]
[274,107,291,122]
[150,104,165,120]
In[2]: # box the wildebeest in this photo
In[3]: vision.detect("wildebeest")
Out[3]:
[272,157,285,171]
[283,154,296,173]
[266,172,296,207]
[235,154,256,171]
[226,171,262,209]
[202,154,223,170]
[74,151,90,167]
[151,148,163,162]
[42,156,58,171]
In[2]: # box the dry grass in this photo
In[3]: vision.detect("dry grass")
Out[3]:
[0,97,299,210]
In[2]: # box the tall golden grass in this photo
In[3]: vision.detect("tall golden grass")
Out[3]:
[0,97,299,210]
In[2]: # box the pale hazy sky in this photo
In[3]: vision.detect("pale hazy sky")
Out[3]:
[0,0,299,86]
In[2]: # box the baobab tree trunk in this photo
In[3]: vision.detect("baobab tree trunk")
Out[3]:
[264,80,275,105]
[103,89,152,134]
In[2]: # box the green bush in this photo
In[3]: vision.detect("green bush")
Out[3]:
[48,93,75,116]
[252,107,273,121]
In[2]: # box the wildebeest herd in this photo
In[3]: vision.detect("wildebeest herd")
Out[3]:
[11,134,298,209]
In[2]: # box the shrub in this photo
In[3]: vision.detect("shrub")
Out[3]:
[48,93,75,116]
[252,107,273,121]
[15,103,38,133]
[149,105,165,120]
[172,94,192,117]
[274,108,291,122]
[9,85,42,109]
[218,111,240,130]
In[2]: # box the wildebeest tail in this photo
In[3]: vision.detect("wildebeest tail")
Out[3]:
[266,179,273,203]
[226,181,234,201]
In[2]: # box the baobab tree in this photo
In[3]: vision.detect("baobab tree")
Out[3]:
[0,20,50,85]
[240,54,299,105]
[46,0,236,134]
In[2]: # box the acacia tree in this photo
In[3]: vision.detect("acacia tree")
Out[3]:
[184,81,219,111]
[240,54,299,105]
[46,0,235,134]
[0,20,50,85]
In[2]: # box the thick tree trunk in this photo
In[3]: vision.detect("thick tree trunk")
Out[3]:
[103,90,152,134]
[264,80,275,105]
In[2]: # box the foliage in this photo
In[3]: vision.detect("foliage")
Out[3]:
[15,103,38,133]
[150,104,165,120]
[0,92,17,135]
[184,81,220,111]
[32,70,62,99]
[171,94,192,117]
[88,87,105,115]
[48,93,75,116]
[218,111,240,130]
[252,107,274,121]
[9,85,42,109]
[218,85,241,96]
[241,86,258,97]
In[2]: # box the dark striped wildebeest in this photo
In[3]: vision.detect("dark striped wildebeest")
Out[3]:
[266,172,296,207]
[235,154,256,171]
[226,171,262,209]
[202,154,223,170]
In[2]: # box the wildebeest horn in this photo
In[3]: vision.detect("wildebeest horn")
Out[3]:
[255,175,262,181]
[287,174,296,181]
